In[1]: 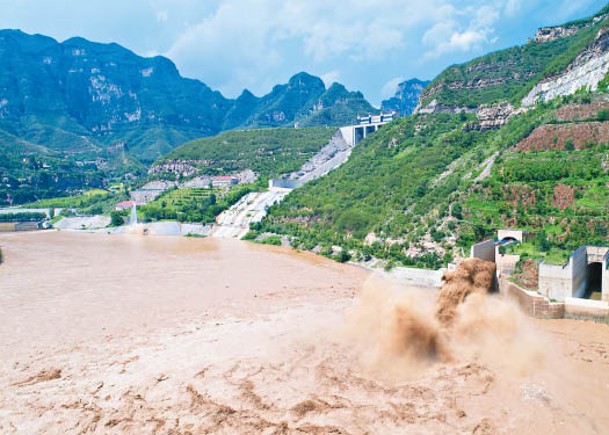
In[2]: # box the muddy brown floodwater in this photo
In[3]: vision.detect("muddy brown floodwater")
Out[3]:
[0,231,608,434]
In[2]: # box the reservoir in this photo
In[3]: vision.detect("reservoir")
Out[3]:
[0,231,367,360]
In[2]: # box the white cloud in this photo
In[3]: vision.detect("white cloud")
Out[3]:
[381,76,405,99]
[321,70,341,87]
[0,0,606,102]
[164,0,442,96]
[422,3,500,58]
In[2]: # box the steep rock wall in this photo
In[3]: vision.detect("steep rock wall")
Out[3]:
[523,29,609,106]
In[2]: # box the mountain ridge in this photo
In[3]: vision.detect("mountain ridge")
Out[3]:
[0,29,376,164]
[381,78,430,116]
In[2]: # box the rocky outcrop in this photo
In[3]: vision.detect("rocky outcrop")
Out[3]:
[464,103,524,131]
[534,13,608,43]
[534,26,580,44]
[523,28,609,106]
[381,78,430,116]
[418,101,521,132]
[415,100,477,115]
[148,160,210,177]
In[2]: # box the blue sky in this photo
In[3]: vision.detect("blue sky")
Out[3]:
[0,0,607,106]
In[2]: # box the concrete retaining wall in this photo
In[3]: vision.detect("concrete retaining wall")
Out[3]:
[268,179,301,189]
[538,250,577,301]
[470,239,496,263]
[502,280,565,319]
[565,297,609,318]
[571,246,589,298]
[604,250,609,301]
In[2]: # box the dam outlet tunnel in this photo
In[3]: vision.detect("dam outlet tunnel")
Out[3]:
[584,262,603,299]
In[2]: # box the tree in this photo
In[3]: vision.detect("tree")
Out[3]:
[536,230,551,252]
[110,211,125,227]
[451,203,463,219]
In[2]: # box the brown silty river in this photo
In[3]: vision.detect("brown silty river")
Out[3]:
[0,231,608,434]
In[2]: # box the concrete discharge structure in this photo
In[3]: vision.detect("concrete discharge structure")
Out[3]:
[538,246,609,302]
[213,120,391,239]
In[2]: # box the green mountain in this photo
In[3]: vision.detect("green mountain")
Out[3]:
[417,5,609,111]
[255,5,609,268]
[0,30,375,205]
[381,79,430,116]
[223,74,376,130]
[0,30,374,163]
[162,127,336,179]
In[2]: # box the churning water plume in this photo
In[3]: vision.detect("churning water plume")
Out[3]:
[343,259,546,380]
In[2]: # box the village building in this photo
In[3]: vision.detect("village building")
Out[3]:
[211,176,238,188]
[115,200,136,211]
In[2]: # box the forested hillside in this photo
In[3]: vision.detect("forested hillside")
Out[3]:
[0,29,376,205]
[159,127,335,179]
[418,6,609,110]
[254,5,609,268]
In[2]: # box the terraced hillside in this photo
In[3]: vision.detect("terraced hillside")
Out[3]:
[255,5,609,268]
[466,95,609,263]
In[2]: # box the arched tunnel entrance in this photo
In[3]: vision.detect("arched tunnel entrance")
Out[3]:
[584,262,603,300]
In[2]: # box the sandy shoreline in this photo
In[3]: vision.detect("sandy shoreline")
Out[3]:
[1,232,608,434]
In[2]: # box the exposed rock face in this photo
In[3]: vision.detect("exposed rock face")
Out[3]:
[415,100,477,115]
[148,160,210,177]
[534,14,608,43]
[418,101,521,132]
[523,29,609,106]
[381,78,430,116]
[0,30,376,163]
[534,26,581,44]
[463,103,523,131]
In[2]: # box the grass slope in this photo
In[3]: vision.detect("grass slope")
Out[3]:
[165,127,336,179]
[257,98,607,268]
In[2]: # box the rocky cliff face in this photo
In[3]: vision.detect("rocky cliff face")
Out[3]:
[0,31,375,163]
[523,28,609,106]
[534,26,581,44]
[381,79,430,116]
[226,74,376,129]
[414,6,609,118]
[464,103,524,131]
[534,12,609,43]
